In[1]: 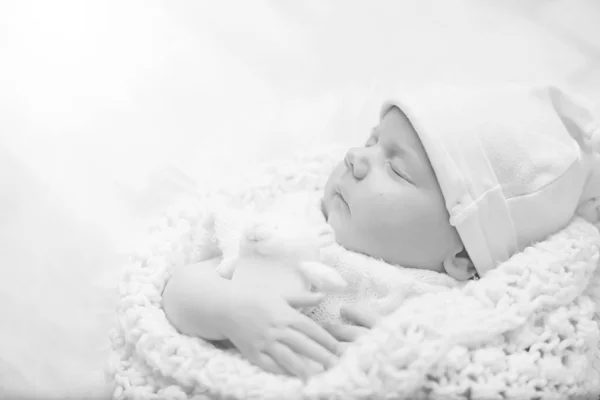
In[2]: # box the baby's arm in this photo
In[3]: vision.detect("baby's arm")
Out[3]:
[162,257,232,340]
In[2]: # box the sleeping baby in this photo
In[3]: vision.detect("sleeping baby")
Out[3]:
[161,85,599,380]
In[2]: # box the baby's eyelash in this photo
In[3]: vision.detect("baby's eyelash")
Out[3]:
[386,160,413,184]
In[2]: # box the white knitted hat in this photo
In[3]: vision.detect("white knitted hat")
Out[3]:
[383,85,600,276]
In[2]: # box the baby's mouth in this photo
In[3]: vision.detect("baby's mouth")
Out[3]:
[335,185,350,210]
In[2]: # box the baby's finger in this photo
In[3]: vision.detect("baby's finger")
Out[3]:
[266,342,310,380]
[285,292,325,308]
[252,353,286,376]
[291,314,341,356]
[338,342,349,354]
[323,324,368,342]
[304,358,325,376]
[277,328,337,368]
[341,305,378,328]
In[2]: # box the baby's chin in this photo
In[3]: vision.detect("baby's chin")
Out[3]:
[324,204,353,249]
[324,213,446,272]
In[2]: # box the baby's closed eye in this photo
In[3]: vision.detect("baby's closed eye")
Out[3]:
[386,160,413,184]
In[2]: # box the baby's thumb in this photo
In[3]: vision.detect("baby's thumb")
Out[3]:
[296,262,347,293]
[285,292,325,308]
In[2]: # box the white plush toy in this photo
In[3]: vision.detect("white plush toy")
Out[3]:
[200,203,347,299]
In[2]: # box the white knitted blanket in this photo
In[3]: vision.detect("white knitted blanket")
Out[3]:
[108,146,600,400]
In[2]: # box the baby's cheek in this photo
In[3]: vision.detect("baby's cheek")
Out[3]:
[324,163,345,187]
[327,209,353,248]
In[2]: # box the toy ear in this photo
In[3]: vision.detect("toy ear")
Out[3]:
[210,207,251,279]
[195,210,222,261]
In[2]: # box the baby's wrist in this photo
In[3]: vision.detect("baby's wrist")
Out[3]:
[163,261,237,341]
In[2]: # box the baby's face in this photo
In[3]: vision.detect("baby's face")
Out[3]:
[323,106,462,272]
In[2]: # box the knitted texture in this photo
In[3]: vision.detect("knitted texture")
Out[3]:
[108,145,600,400]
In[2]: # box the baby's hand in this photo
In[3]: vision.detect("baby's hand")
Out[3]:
[323,304,379,350]
[221,284,342,379]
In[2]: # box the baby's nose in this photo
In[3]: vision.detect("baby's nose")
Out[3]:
[345,147,369,179]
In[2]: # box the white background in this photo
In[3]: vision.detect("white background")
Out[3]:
[0,1,598,398]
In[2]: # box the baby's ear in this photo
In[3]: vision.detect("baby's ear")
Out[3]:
[443,248,477,281]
